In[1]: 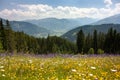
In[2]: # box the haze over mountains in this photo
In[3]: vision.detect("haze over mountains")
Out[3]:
[0,17,98,37]
[1,13,120,39]
[62,14,120,42]
[0,18,52,37]
[10,21,52,37]
[92,14,120,25]
[25,17,98,36]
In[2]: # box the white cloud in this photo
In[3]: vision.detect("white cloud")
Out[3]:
[19,4,53,12]
[114,3,120,14]
[104,0,113,8]
[0,3,120,21]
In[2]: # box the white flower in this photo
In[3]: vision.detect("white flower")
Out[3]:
[1,69,5,72]
[111,69,117,72]
[91,66,96,70]
[0,66,4,69]
[2,74,5,77]
[71,69,77,72]
[89,74,93,76]
[28,60,32,63]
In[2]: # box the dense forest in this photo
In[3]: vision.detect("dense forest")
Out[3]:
[0,19,76,54]
[0,19,120,54]
[77,28,120,54]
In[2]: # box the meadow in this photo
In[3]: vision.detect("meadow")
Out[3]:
[0,54,120,80]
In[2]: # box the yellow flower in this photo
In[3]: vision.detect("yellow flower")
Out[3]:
[1,69,5,72]
[90,66,96,70]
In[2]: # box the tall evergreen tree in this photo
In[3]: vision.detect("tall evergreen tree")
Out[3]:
[5,20,16,52]
[104,28,113,53]
[0,20,3,49]
[0,19,5,51]
[76,29,85,53]
[97,32,105,50]
[116,33,120,53]
[46,35,53,53]
[93,30,98,54]
[84,33,92,53]
[113,29,117,53]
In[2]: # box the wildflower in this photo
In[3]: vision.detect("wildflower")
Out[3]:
[111,69,117,72]
[20,59,24,62]
[1,69,5,72]
[89,73,93,76]
[0,66,4,69]
[2,74,5,77]
[81,74,85,76]
[91,66,96,70]
[95,78,98,80]
[28,60,32,64]
[71,69,77,72]
[78,64,81,66]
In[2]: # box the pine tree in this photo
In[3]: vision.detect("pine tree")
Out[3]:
[104,28,113,53]
[113,29,117,53]
[0,19,5,51]
[93,30,98,54]
[5,20,16,52]
[46,35,53,53]
[76,29,85,53]
[97,32,105,50]
[84,33,92,53]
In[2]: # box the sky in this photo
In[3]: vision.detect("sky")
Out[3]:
[0,0,120,21]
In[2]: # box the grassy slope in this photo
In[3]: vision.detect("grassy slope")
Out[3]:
[0,54,120,80]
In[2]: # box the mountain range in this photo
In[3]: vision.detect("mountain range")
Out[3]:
[62,14,120,42]
[0,18,52,37]
[25,18,98,36]
[0,17,97,37]
[10,21,52,37]
[1,14,120,39]
[92,14,120,25]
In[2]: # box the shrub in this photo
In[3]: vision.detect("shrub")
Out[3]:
[97,49,104,54]
[88,48,94,54]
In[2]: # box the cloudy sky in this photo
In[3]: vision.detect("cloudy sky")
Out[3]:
[0,0,120,21]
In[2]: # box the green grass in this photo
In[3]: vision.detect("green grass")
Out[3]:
[0,55,120,80]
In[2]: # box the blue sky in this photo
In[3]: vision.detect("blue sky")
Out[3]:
[0,0,106,10]
[0,0,120,20]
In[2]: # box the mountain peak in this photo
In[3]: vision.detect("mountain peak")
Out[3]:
[92,14,120,25]
[62,14,120,42]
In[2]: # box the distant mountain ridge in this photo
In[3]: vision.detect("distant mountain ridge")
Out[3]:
[62,14,120,42]
[10,21,52,37]
[92,14,120,25]
[0,17,98,37]
[62,24,120,42]
[0,18,52,37]
[25,18,98,35]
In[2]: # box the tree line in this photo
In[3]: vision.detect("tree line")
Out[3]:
[0,19,76,54]
[77,27,120,54]
[0,19,120,55]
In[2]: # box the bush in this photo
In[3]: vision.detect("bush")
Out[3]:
[97,49,104,54]
[88,48,94,54]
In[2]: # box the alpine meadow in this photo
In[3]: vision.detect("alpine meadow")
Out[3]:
[0,0,120,80]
